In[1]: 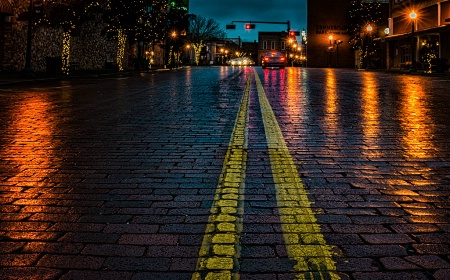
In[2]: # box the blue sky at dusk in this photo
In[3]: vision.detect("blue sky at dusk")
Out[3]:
[189,0,307,42]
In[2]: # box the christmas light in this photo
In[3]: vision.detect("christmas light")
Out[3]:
[61,31,71,75]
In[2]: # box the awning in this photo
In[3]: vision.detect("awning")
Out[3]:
[0,0,13,15]
[384,24,450,41]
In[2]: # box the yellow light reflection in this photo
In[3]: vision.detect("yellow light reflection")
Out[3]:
[2,94,60,186]
[325,69,338,129]
[361,72,380,153]
[284,68,301,116]
[399,79,435,158]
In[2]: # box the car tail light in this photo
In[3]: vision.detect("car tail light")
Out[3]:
[264,57,270,62]
[280,56,286,62]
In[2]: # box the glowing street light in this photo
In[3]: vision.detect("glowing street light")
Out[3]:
[366,25,373,69]
[409,11,418,72]
[328,35,333,67]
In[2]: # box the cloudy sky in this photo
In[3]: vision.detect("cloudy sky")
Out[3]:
[189,0,307,42]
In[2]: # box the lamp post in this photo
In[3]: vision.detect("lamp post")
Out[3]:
[328,35,333,67]
[23,0,34,77]
[366,25,373,69]
[335,40,343,67]
[409,11,417,72]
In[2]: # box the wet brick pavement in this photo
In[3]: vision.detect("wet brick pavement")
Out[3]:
[0,67,449,279]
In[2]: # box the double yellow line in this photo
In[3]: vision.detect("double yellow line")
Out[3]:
[193,69,339,280]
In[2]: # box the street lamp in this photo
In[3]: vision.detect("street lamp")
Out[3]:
[409,11,417,72]
[23,0,34,77]
[366,25,373,69]
[328,35,333,67]
[335,40,343,67]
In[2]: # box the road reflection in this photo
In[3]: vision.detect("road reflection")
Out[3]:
[360,71,381,155]
[398,78,436,159]
[1,93,61,185]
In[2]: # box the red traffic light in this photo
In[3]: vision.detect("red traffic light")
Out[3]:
[245,23,255,30]
[289,31,300,36]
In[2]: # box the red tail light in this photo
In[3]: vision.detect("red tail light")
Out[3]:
[264,57,270,62]
[280,56,286,62]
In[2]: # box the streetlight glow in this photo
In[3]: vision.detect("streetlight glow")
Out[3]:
[409,11,418,72]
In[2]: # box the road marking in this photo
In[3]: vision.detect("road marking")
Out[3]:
[254,69,340,280]
[192,77,250,280]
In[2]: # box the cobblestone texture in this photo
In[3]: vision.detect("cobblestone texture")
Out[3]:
[0,68,449,279]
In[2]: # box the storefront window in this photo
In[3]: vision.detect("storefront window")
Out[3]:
[400,46,410,63]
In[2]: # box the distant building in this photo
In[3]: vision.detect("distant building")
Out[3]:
[307,0,390,68]
[242,41,258,64]
[385,0,450,72]
[307,0,355,68]
[258,32,288,66]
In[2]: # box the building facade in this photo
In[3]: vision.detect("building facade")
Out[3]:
[0,0,13,71]
[0,0,186,73]
[307,0,355,68]
[385,0,450,72]
[258,32,288,66]
[307,0,390,69]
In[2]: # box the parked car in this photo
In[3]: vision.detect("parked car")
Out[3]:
[227,57,255,66]
[261,52,286,69]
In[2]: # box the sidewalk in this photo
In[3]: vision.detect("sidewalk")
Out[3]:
[1,67,449,87]
[0,67,172,87]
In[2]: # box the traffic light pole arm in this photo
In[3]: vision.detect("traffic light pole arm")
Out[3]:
[231,20,290,32]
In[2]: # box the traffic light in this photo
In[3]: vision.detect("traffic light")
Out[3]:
[245,23,255,30]
[289,31,300,37]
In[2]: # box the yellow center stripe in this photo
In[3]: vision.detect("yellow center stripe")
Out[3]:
[192,77,251,280]
[254,69,340,280]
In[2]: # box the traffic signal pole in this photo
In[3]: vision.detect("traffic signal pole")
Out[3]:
[227,20,291,33]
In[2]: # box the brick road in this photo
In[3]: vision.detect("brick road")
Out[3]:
[0,67,449,279]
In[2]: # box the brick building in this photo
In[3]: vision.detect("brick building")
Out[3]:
[307,0,355,68]
[385,0,450,72]
[257,32,288,66]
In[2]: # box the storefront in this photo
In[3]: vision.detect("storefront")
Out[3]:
[386,0,450,72]
[386,25,450,72]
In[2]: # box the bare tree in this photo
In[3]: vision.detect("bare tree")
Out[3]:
[187,14,225,65]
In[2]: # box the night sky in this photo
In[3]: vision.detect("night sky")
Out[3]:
[189,0,307,42]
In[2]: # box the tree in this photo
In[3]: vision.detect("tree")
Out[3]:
[102,0,147,70]
[347,0,384,67]
[139,0,168,51]
[38,0,100,75]
[186,14,225,65]
[165,0,190,67]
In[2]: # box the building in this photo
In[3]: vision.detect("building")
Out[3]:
[307,0,355,68]
[258,32,288,66]
[385,0,450,72]
[307,0,390,68]
[0,0,13,71]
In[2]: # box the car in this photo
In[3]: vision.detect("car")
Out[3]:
[261,52,287,69]
[227,57,255,66]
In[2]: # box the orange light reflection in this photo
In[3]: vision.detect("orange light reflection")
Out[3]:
[325,69,339,130]
[399,79,436,158]
[2,94,60,186]
[361,72,381,154]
